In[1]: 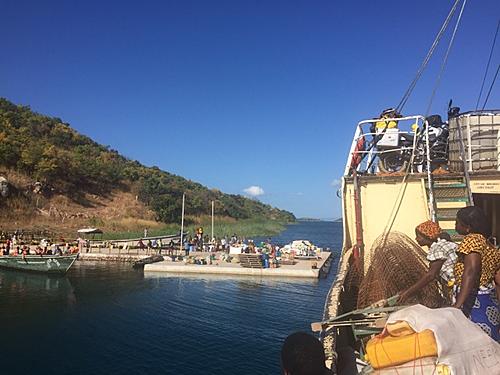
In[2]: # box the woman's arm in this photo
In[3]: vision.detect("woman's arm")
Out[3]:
[453,252,481,309]
[399,260,444,302]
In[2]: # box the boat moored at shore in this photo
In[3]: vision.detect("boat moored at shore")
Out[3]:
[0,254,78,274]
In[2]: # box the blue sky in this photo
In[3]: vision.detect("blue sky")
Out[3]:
[1,0,499,219]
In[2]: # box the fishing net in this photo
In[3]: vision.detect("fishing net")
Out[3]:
[340,252,363,314]
[357,232,445,308]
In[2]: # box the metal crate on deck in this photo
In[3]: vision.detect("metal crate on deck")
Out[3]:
[448,111,500,172]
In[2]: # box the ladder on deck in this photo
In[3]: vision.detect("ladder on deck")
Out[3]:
[425,113,474,241]
[430,177,473,241]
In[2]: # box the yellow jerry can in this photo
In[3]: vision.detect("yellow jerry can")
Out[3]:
[365,329,438,369]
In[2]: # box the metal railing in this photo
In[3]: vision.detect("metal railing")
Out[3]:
[344,115,427,176]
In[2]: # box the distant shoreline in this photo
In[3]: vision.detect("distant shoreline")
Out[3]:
[297,218,341,222]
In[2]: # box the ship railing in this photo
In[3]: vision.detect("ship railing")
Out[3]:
[344,115,427,176]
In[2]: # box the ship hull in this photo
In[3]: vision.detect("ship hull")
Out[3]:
[322,170,500,368]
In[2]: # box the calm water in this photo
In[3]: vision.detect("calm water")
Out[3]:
[0,221,342,375]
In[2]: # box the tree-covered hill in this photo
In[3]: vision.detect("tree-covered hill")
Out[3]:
[0,98,295,225]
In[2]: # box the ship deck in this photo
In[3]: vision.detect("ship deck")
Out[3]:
[343,170,500,183]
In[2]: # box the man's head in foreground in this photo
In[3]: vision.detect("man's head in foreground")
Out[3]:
[281,332,331,375]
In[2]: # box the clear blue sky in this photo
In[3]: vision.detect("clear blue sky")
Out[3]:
[1,0,499,219]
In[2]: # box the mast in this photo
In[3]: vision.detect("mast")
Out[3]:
[179,192,185,254]
[211,200,214,241]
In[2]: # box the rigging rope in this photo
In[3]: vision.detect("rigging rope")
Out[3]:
[476,20,500,111]
[388,1,466,233]
[425,0,467,117]
[482,63,500,110]
[379,118,423,246]
[396,0,461,113]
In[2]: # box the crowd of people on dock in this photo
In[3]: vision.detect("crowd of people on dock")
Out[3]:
[181,234,263,254]
[176,236,284,267]
[174,236,324,268]
[0,234,79,257]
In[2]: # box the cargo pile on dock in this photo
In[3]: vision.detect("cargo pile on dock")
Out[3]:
[144,239,333,279]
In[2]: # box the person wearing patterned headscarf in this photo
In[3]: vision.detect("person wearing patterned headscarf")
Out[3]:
[399,220,458,303]
[453,206,499,342]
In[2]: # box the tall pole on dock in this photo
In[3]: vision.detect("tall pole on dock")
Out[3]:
[211,200,214,240]
[180,192,185,254]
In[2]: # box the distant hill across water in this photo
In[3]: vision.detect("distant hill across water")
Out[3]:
[297,218,341,222]
[0,98,295,233]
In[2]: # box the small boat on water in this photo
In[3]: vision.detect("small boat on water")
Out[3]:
[0,254,78,274]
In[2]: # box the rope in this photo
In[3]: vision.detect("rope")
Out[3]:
[476,20,500,110]
[425,0,467,117]
[420,0,466,224]
[396,0,461,113]
[481,63,500,110]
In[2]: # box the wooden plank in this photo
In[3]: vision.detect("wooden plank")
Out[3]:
[435,197,469,202]
[438,220,456,230]
[436,201,468,209]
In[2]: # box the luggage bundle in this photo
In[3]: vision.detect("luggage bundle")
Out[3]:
[364,320,450,374]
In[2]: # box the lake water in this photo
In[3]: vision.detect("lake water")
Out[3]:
[0,221,342,375]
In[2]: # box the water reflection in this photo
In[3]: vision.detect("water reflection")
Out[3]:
[0,268,73,297]
[0,269,76,323]
[0,222,342,375]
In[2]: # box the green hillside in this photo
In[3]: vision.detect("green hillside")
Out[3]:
[0,98,295,225]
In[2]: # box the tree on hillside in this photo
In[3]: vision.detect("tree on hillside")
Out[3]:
[0,97,296,224]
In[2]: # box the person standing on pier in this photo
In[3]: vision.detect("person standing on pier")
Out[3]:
[184,238,190,256]
[138,239,145,252]
[168,240,174,257]
[196,227,203,250]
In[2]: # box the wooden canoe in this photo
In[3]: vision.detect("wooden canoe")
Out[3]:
[0,254,78,274]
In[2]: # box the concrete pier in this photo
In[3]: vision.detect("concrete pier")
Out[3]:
[144,251,332,279]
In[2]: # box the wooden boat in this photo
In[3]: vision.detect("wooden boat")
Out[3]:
[319,107,500,370]
[318,3,500,372]
[90,233,182,249]
[0,254,78,274]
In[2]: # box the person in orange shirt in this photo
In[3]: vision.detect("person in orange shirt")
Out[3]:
[12,246,19,256]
